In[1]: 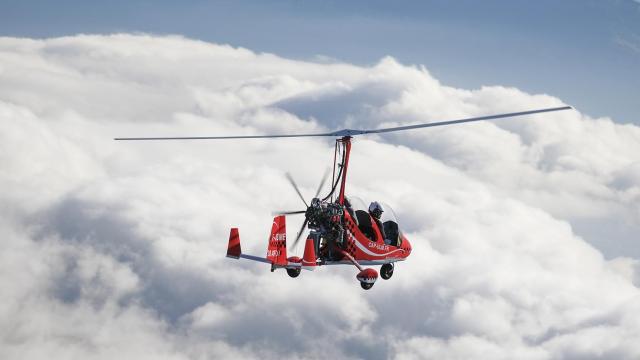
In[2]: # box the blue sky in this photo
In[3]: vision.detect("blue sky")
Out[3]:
[2,0,639,125]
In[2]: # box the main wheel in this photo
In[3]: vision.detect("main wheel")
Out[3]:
[287,268,301,278]
[360,281,374,290]
[380,263,394,280]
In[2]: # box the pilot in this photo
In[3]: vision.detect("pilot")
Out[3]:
[368,201,386,242]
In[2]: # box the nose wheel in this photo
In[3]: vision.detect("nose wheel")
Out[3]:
[360,281,374,290]
[380,263,394,280]
[286,268,301,278]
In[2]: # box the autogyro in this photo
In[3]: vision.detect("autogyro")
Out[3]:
[116,105,571,289]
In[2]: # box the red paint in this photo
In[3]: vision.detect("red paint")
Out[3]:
[342,210,411,262]
[226,228,241,258]
[302,237,317,269]
[356,268,378,284]
[266,215,287,266]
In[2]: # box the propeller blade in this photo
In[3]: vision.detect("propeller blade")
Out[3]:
[314,168,330,199]
[271,210,306,216]
[285,172,308,208]
[114,106,572,140]
[291,218,309,250]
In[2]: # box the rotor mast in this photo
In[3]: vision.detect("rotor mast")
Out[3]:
[337,136,352,205]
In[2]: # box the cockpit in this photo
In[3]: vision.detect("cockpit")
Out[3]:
[345,197,402,247]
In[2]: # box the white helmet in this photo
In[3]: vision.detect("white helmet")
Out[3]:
[369,201,384,219]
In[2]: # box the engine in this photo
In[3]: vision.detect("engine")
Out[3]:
[305,198,344,245]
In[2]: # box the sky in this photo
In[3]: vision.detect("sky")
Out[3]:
[1,2,640,360]
[1,0,640,125]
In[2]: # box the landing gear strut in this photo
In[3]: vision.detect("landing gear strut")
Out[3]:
[380,263,394,280]
[337,249,378,290]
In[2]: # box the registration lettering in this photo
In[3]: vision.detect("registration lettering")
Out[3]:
[266,249,281,257]
[272,233,286,241]
[368,242,389,251]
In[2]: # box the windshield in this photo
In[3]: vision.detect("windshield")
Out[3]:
[379,202,399,225]
[346,197,400,227]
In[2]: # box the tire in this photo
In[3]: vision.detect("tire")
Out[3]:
[287,268,301,278]
[360,281,374,290]
[380,263,394,280]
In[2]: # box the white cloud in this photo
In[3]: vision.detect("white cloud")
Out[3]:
[1,34,639,359]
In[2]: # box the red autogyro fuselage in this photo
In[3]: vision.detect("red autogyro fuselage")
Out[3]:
[300,195,412,265]
[327,136,412,265]
[227,136,413,290]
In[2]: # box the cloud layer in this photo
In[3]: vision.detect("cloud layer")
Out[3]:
[1,34,639,359]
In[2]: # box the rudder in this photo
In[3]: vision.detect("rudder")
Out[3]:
[227,228,241,259]
[266,215,287,266]
[302,235,317,270]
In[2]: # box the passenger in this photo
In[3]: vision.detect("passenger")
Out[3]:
[368,201,386,242]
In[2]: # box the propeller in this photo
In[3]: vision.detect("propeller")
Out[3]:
[273,169,330,250]
[291,218,309,251]
[285,173,309,208]
[313,168,330,199]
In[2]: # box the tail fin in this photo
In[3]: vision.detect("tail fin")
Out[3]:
[266,215,287,266]
[302,236,317,270]
[227,228,241,259]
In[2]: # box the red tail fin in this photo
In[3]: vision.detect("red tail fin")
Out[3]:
[266,215,287,266]
[227,228,241,259]
[302,236,316,270]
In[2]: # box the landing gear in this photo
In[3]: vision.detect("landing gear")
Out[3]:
[360,281,374,290]
[380,263,394,280]
[356,268,378,290]
[287,268,301,278]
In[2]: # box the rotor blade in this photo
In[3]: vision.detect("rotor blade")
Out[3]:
[114,133,333,141]
[358,106,572,136]
[291,218,309,250]
[271,210,306,216]
[314,168,330,199]
[285,172,308,208]
[114,106,572,140]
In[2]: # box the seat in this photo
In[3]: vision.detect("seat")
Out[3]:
[382,221,399,246]
[355,210,376,241]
